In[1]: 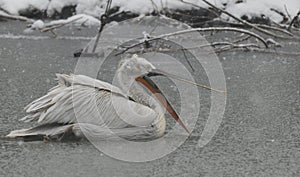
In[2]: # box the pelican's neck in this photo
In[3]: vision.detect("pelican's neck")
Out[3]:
[127,82,166,135]
[115,68,166,136]
[115,70,162,113]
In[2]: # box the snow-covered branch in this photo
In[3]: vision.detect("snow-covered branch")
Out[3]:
[0,10,34,22]
[24,14,100,36]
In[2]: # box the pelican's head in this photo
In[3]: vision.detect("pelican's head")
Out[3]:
[115,54,190,134]
[117,54,156,83]
[116,54,159,93]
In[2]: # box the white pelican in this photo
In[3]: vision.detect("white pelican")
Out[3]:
[7,55,191,141]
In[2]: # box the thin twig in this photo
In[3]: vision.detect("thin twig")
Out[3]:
[232,35,251,44]
[149,0,160,14]
[124,42,300,57]
[162,71,227,94]
[215,18,294,37]
[214,43,260,54]
[80,19,89,27]
[284,5,292,20]
[256,24,294,36]
[288,10,300,31]
[217,47,300,56]
[50,30,57,37]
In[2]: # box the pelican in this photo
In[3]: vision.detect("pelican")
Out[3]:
[7,55,192,141]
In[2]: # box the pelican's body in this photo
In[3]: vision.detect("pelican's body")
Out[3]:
[7,56,177,141]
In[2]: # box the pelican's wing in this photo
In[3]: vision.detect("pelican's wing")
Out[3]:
[21,74,158,128]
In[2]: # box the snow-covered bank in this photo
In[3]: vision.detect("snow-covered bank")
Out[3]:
[223,0,300,23]
[0,0,299,25]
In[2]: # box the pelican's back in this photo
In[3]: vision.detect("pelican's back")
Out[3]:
[7,74,163,140]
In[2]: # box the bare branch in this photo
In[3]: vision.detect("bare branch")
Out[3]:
[149,0,160,14]
[122,41,234,55]
[288,10,300,31]
[121,40,262,59]
[116,27,269,56]
[256,24,294,36]
[214,43,260,54]
[232,35,251,44]
[284,5,292,20]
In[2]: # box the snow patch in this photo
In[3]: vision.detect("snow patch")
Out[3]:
[47,14,101,27]
[31,20,45,29]
[223,0,300,23]
[0,0,48,15]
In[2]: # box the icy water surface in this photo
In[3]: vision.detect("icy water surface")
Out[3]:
[0,20,299,177]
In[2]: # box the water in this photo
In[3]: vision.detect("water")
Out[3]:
[0,20,299,177]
